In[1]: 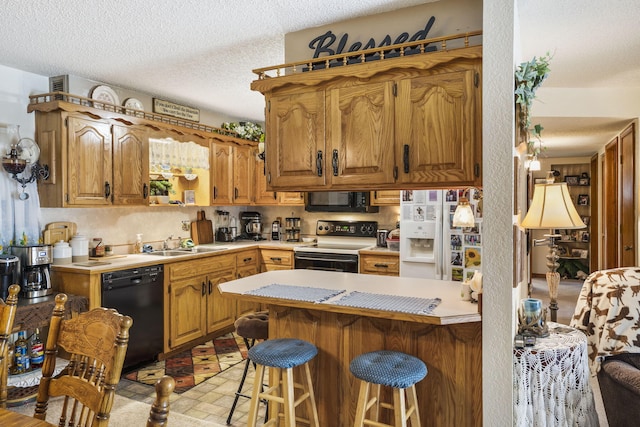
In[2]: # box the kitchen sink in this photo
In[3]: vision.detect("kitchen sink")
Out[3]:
[144,250,190,257]
[176,247,228,253]
[144,247,228,256]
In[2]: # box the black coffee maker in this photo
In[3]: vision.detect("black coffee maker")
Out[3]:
[0,254,20,300]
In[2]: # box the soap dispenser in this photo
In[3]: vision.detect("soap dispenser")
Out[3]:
[134,234,143,253]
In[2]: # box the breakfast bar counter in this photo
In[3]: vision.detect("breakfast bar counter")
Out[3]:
[219,270,482,427]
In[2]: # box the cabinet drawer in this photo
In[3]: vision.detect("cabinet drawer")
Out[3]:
[236,249,259,268]
[169,254,235,280]
[261,249,293,267]
[360,254,400,276]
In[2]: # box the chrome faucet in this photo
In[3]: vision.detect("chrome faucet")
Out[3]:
[163,235,174,250]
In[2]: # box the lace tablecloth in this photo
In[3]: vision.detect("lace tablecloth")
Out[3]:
[513,322,599,427]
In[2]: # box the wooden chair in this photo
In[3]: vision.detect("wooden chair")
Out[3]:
[146,375,175,427]
[33,293,133,427]
[0,284,20,408]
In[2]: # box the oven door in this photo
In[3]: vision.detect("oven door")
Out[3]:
[294,251,359,273]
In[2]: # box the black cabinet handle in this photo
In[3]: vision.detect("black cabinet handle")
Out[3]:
[104,181,111,198]
[208,280,213,295]
[374,263,389,268]
[403,144,410,173]
[213,186,217,199]
[243,257,253,263]
[271,257,282,262]
[316,150,323,176]
[201,281,206,296]
[234,188,238,199]
[143,183,148,199]
[332,149,339,176]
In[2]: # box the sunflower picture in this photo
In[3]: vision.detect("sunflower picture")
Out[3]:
[464,247,481,268]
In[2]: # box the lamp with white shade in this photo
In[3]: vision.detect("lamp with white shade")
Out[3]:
[521,171,586,322]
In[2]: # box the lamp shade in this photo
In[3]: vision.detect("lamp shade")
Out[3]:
[521,183,586,229]
[452,198,475,227]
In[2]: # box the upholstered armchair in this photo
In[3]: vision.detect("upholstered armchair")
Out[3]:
[570,267,640,427]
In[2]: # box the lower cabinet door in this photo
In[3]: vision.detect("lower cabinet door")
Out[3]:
[206,268,237,333]
[169,276,207,349]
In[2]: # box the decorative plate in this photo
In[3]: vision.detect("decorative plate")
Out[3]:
[123,97,144,111]
[90,85,119,106]
[17,137,40,164]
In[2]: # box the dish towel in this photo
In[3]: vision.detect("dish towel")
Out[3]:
[333,291,441,315]
[245,284,345,303]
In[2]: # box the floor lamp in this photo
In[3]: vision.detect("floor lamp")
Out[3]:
[521,173,586,322]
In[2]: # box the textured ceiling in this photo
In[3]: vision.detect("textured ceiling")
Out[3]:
[0,1,638,157]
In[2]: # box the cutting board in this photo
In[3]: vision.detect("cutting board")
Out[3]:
[43,221,77,244]
[190,211,202,245]
[192,210,214,244]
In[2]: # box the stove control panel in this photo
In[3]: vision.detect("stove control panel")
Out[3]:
[316,220,378,237]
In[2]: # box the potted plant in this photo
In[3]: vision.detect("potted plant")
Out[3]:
[515,53,552,156]
[150,179,174,204]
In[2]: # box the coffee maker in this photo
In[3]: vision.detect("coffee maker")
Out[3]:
[11,245,53,298]
[240,211,264,241]
[0,254,20,300]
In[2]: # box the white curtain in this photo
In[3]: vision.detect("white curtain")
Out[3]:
[0,125,43,251]
[149,138,209,172]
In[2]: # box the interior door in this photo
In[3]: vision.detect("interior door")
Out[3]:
[603,137,618,269]
[619,123,636,266]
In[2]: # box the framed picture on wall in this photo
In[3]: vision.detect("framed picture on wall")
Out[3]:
[581,216,590,226]
[564,175,580,186]
[577,194,590,206]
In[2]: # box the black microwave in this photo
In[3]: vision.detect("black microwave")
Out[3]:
[304,191,379,213]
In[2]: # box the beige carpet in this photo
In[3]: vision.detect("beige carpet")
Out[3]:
[9,394,226,427]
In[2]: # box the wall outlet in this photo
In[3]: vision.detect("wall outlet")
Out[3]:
[182,221,190,231]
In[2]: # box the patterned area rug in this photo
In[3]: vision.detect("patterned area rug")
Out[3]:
[124,332,247,394]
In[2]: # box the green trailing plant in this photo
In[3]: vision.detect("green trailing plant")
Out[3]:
[515,53,552,155]
[221,121,265,142]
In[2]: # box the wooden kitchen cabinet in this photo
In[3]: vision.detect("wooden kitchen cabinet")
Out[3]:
[253,46,482,190]
[167,254,236,350]
[359,252,400,276]
[254,155,305,205]
[210,142,254,205]
[395,66,481,186]
[260,248,294,271]
[235,249,261,316]
[33,110,149,207]
[371,190,400,206]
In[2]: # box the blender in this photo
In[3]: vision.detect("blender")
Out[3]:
[215,210,233,242]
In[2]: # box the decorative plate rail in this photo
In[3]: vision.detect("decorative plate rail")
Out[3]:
[252,30,482,79]
[28,92,242,139]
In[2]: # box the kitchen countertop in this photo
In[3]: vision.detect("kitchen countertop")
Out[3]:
[218,269,480,325]
[50,240,313,273]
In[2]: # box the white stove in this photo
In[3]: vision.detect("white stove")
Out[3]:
[294,220,377,272]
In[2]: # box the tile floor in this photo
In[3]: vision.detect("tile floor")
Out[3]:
[117,358,266,426]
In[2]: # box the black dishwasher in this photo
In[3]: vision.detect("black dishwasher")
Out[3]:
[102,264,163,371]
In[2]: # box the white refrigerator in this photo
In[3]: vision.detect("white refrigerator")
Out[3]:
[399,189,482,281]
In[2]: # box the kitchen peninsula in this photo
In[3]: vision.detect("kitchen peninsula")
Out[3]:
[218,269,482,427]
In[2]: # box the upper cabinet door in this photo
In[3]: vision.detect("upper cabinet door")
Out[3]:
[395,64,481,186]
[210,142,234,205]
[266,88,325,189]
[326,81,396,187]
[112,125,148,205]
[233,144,254,205]
[67,116,112,205]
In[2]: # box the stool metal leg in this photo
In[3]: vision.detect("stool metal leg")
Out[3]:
[226,338,268,425]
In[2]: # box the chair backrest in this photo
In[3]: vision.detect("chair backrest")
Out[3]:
[0,284,20,408]
[146,375,175,427]
[34,293,133,427]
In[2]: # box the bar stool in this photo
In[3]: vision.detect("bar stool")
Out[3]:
[246,338,320,427]
[226,311,269,425]
[350,350,427,427]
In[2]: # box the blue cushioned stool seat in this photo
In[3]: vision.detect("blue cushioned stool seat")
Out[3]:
[248,338,318,368]
[246,338,320,427]
[350,350,427,388]
[350,350,427,427]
